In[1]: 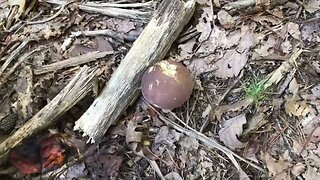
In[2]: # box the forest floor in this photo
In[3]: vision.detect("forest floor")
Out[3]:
[0,0,320,179]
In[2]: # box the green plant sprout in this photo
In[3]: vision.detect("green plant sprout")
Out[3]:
[245,78,267,105]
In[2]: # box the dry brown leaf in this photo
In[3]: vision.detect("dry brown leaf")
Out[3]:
[237,25,254,53]
[196,6,213,42]
[243,144,260,163]
[217,10,235,29]
[218,114,246,150]
[285,98,310,117]
[291,162,306,177]
[178,38,196,60]
[303,165,320,179]
[214,98,253,120]
[311,85,320,98]
[254,35,277,57]
[243,113,267,135]
[164,172,183,180]
[305,0,320,13]
[263,152,291,179]
[214,49,247,78]
[287,22,301,40]
[281,38,292,53]
[239,169,250,180]
[185,54,217,75]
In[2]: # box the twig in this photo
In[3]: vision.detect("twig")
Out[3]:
[149,160,165,180]
[0,66,97,166]
[25,1,75,25]
[0,37,33,76]
[34,51,113,75]
[71,30,137,42]
[83,1,153,8]
[0,48,38,89]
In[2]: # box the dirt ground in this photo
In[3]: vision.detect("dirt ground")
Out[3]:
[0,0,320,179]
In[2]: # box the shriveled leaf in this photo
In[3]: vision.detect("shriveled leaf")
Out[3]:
[305,0,320,13]
[164,171,183,180]
[59,162,88,180]
[303,165,320,179]
[254,35,277,57]
[263,152,291,180]
[285,98,310,117]
[287,22,301,40]
[239,169,250,180]
[291,162,305,177]
[214,49,247,78]
[186,54,217,75]
[178,38,196,60]
[196,6,213,42]
[311,85,320,98]
[214,98,253,120]
[217,10,235,29]
[218,114,246,150]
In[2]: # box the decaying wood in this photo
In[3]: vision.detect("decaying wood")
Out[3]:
[0,66,96,165]
[34,51,113,75]
[74,0,196,143]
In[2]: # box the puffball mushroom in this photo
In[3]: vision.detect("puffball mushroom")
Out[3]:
[141,60,193,110]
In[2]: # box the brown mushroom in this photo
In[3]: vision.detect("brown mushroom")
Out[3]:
[141,60,193,110]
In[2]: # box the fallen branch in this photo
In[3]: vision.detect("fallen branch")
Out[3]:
[223,0,289,11]
[44,0,151,21]
[74,0,196,143]
[0,66,96,165]
[34,51,113,75]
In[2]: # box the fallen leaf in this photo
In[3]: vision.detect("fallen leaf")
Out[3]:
[263,152,291,179]
[178,38,196,60]
[214,98,253,120]
[217,10,235,29]
[285,98,310,117]
[185,54,217,75]
[303,164,320,179]
[287,22,301,40]
[254,35,277,57]
[59,162,88,179]
[291,162,306,177]
[164,171,183,180]
[311,84,320,98]
[305,0,320,13]
[196,7,213,42]
[218,114,246,150]
[214,49,247,78]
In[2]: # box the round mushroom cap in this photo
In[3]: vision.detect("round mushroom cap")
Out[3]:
[141,60,193,110]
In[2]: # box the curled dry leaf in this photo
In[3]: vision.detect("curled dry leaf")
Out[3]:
[125,114,145,156]
[263,152,291,179]
[304,0,320,13]
[287,22,301,40]
[218,114,247,150]
[303,165,320,179]
[217,10,235,29]
[291,162,306,177]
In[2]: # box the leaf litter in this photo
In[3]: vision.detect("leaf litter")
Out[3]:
[1,0,320,179]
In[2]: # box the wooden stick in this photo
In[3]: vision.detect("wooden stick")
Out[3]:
[74,0,196,143]
[0,66,96,165]
[34,51,113,75]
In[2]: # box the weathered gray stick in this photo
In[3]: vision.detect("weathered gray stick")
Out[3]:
[74,0,196,143]
[0,66,96,165]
